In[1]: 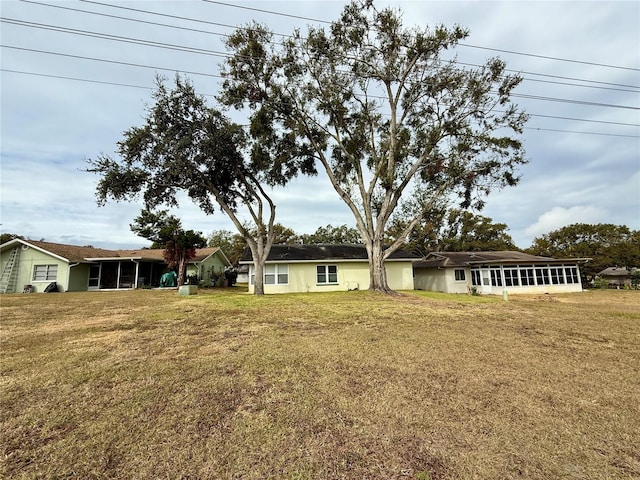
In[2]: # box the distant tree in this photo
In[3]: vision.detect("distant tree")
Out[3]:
[527,223,640,282]
[300,224,362,244]
[221,0,528,292]
[439,209,518,252]
[386,207,517,256]
[208,229,237,257]
[88,75,316,295]
[271,224,299,245]
[0,233,24,244]
[131,209,207,285]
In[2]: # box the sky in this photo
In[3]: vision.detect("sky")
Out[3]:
[1,0,639,250]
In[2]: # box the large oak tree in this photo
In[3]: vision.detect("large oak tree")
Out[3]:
[88,76,315,294]
[221,0,528,292]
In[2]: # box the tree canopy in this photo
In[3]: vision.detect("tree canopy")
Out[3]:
[88,75,316,294]
[221,0,528,292]
[130,209,207,285]
[527,223,640,281]
[387,208,517,256]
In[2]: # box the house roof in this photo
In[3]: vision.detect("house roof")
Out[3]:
[1,238,225,265]
[413,251,588,268]
[597,266,638,277]
[239,244,419,264]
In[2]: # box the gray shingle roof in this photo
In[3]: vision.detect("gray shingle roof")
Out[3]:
[240,244,418,263]
[413,251,568,268]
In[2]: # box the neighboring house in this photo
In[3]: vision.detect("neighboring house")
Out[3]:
[413,251,589,295]
[239,244,417,294]
[0,238,230,293]
[596,266,639,288]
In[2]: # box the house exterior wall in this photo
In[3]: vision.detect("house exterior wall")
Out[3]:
[414,268,469,294]
[247,261,414,294]
[414,263,584,295]
[1,246,70,292]
[68,264,90,291]
[190,252,228,287]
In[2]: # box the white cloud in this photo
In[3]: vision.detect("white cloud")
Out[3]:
[525,205,609,239]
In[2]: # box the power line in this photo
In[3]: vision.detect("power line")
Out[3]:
[200,0,330,24]
[196,0,640,72]
[3,41,638,113]
[21,0,234,39]
[0,68,219,97]
[16,1,640,91]
[525,127,638,138]
[1,45,223,79]
[460,44,640,72]
[1,17,230,58]
[3,68,638,134]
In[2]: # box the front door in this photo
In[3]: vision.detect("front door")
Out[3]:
[480,268,492,294]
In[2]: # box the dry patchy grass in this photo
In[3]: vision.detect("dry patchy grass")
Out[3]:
[1,289,639,479]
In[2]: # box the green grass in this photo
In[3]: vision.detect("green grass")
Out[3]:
[1,289,639,479]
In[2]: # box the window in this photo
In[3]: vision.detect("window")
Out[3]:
[454,269,466,281]
[33,264,58,281]
[264,264,288,285]
[549,267,564,284]
[503,268,519,287]
[317,265,338,284]
[520,267,535,286]
[490,268,503,287]
[252,264,288,285]
[471,269,481,286]
[565,266,579,284]
[536,267,550,285]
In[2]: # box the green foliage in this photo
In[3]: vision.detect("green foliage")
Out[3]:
[221,0,528,291]
[0,233,23,244]
[130,209,207,285]
[527,223,640,281]
[300,224,362,244]
[387,208,517,256]
[88,75,318,295]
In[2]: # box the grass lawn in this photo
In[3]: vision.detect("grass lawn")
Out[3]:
[1,288,639,479]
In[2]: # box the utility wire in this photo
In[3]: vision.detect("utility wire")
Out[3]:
[196,0,640,72]
[17,0,640,91]
[1,45,224,79]
[3,68,638,131]
[200,0,329,24]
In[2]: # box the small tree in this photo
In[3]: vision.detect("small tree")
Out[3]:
[88,75,315,294]
[130,209,207,285]
[221,0,528,292]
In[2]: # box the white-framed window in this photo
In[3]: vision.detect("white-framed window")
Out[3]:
[454,269,466,281]
[33,264,58,282]
[265,264,288,285]
[471,270,481,286]
[317,265,338,284]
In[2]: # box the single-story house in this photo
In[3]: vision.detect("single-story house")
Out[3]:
[239,244,418,294]
[0,238,230,293]
[596,266,639,288]
[413,251,589,295]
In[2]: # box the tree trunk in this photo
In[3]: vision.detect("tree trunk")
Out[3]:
[253,259,265,295]
[368,240,392,293]
[177,257,186,286]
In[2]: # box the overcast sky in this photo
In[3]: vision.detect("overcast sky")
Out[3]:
[1,0,638,250]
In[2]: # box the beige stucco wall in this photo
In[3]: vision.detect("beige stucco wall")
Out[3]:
[1,246,69,293]
[247,261,414,294]
[414,268,469,294]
